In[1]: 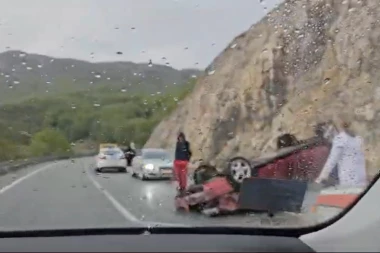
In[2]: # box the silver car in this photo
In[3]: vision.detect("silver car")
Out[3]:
[130,148,174,180]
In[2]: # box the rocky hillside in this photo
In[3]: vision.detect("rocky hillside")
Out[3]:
[145,0,380,176]
[0,50,200,103]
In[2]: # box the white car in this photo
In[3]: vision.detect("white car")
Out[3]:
[130,148,173,180]
[95,147,127,173]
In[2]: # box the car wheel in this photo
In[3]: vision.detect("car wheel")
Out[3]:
[96,167,102,173]
[225,156,251,191]
[140,172,147,181]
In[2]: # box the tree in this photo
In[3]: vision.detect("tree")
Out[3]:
[29,128,72,157]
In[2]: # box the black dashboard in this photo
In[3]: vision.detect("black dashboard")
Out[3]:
[0,228,316,252]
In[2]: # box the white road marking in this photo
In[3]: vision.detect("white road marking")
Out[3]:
[0,162,57,194]
[86,166,189,227]
[87,172,141,223]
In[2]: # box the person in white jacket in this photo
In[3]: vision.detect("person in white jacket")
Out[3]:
[315,114,367,187]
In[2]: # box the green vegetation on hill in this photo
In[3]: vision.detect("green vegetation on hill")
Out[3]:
[0,78,196,161]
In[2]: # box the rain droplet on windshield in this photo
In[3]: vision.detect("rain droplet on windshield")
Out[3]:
[116,51,123,55]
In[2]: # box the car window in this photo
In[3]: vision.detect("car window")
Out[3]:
[103,149,122,156]
[143,151,170,160]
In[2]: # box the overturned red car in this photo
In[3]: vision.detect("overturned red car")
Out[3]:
[175,123,338,216]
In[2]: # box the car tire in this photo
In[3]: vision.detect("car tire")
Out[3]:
[119,167,127,173]
[140,173,147,181]
[225,156,252,191]
[96,167,102,173]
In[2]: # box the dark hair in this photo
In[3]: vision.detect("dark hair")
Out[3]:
[314,123,325,137]
[277,133,298,149]
[177,132,186,141]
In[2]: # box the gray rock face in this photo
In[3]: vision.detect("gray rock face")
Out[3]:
[145,0,380,177]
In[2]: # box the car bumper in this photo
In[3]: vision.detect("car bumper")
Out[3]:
[143,169,173,179]
[97,159,126,168]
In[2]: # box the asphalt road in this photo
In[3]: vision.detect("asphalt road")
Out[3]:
[0,157,325,231]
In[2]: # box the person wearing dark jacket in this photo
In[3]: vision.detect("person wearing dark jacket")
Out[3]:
[174,132,192,195]
[123,145,136,166]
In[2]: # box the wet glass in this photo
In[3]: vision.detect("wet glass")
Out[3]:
[0,0,375,231]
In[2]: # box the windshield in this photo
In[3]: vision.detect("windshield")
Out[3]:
[143,150,170,160]
[0,0,376,231]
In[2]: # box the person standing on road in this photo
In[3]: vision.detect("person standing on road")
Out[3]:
[315,114,367,187]
[174,132,192,196]
[124,145,136,167]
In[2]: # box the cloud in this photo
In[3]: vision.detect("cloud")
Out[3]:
[0,0,282,69]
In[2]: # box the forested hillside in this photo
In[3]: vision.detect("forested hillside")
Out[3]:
[0,78,196,161]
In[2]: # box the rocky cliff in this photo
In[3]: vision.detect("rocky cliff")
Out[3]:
[145,0,380,176]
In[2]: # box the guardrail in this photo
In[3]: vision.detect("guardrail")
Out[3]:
[0,152,98,176]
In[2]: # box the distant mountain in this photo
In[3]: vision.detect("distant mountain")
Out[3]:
[0,50,201,103]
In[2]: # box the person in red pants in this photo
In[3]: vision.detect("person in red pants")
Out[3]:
[174,132,192,196]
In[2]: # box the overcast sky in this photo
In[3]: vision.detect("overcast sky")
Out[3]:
[0,0,281,69]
